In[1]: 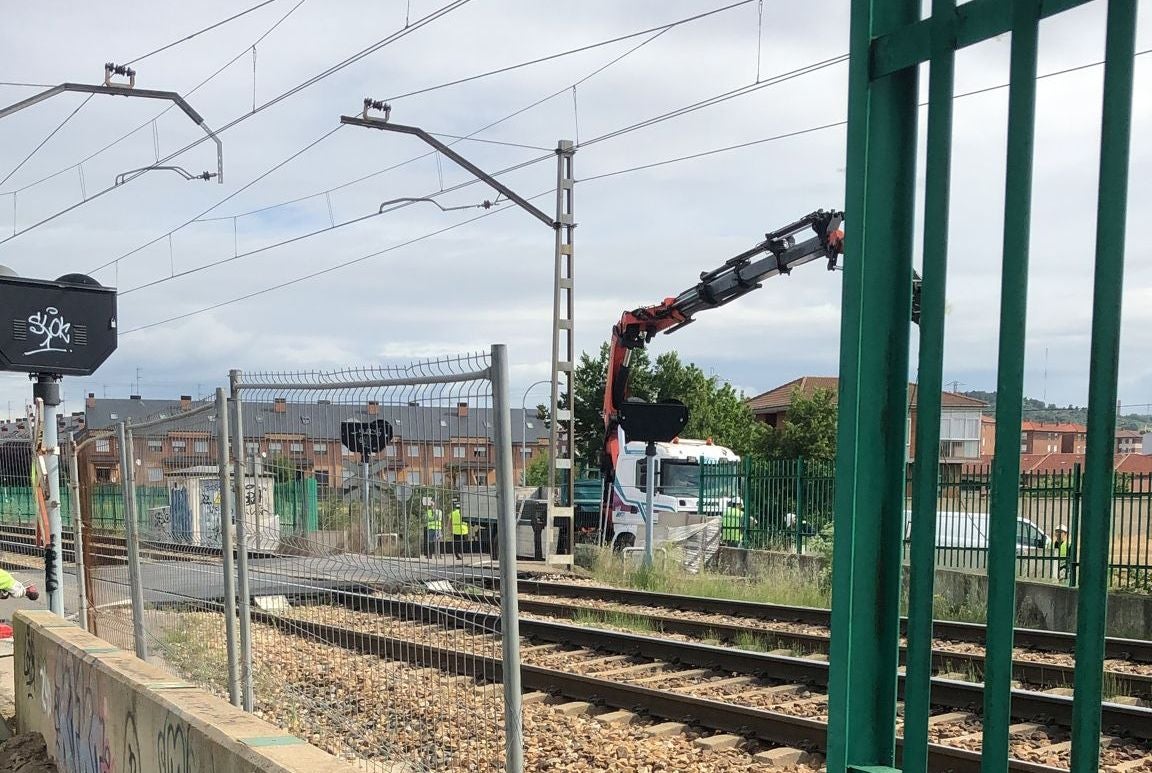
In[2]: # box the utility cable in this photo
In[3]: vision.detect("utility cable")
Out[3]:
[581,46,1152,181]
[0,0,472,250]
[0,94,93,188]
[0,0,308,197]
[381,0,754,102]
[116,152,549,294]
[88,125,343,274]
[195,27,669,223]
[116,45,1152,334]
[122,0,282,66]
[119,188,549,335]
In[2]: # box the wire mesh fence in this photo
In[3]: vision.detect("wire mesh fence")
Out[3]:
[700,458,1152,588]
[227,349,520,771]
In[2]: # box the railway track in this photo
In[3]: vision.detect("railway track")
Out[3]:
[504,578,1152,663]
[259,591,1152,772]
[0,523,276,564]
[492,591,1152,700]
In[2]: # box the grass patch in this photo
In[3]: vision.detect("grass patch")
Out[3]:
[587,546,831,607]
[733,631,776,652]
[571,609,662,634]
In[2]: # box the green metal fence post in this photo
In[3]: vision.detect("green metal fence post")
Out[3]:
[903,2,956,768]
[795,457,806,556]
[983,2,1042,768]
[1071,2,1137,769]
[1068,463,1082,587]
[827,0,919,769]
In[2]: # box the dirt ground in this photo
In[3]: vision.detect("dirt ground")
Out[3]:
[0,733,58,773]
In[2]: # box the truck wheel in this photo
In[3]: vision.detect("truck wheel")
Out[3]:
[613,532,635,553]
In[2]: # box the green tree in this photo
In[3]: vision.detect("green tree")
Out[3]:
[563,343,764,469]
[761,387,837,461]
[524,454,549,487]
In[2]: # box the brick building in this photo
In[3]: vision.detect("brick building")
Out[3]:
[77,394,550,492]
[745,376,987,467]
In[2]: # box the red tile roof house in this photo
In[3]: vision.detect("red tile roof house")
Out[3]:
[745,376,988,476]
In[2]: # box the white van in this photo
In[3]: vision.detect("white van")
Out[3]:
[903,510,1050,549]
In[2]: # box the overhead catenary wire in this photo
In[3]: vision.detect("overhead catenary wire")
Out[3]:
[380,0,754,102]
[116,44,1152,335]
[121,0,282,66]
[117,151,551,294]
[0,0,309,198]
[118,187,551,335]
[0,94,94,188]
[88,125,344,274]
[195,26,670,224]
[0,0,471,248]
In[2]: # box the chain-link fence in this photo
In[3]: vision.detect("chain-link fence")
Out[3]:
[62,347,523,771]
[228,349,520,771]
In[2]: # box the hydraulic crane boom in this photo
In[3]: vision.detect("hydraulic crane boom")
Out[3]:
[600,209,845,478]
[597,208,922,542]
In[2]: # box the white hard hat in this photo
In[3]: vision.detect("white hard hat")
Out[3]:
[1056,524,1068,532]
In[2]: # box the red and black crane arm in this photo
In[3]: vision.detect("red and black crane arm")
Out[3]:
[599,208,849,481]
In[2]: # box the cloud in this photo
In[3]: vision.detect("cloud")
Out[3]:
[0,0,1149,422]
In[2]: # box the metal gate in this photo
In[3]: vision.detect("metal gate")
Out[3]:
[828,3,1137,773]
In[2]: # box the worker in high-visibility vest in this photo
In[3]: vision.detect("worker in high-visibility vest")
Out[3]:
[424,500,443,558]
[450,499,468,561]
[0,569,38,600]
[1053,524,1069,579]
[722,498,744,546]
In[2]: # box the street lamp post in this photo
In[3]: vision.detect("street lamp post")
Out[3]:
[521,380,550,485]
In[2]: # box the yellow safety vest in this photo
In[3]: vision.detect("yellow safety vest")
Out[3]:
[722,507,742,539]
[426,509,440,531]
[450,508,468,536]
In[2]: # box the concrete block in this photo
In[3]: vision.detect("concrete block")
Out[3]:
[644,722,688,737]
[754,747,810,767]
[552,701,595,717]
[693,734,743,751]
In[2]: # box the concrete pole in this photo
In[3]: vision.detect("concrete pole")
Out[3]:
[33,377,65,616]
[491,344,523,773]
[214,388,241,707]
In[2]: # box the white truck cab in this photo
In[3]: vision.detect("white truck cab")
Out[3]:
[610,433,738,550]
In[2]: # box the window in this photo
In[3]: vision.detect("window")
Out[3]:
[408,471,422,485]
[194,440,209,453]
[147,468,163,483]
[246,442,259,455]
[432,471,445,485]
[1016,520,1045,549]
[453,446,466,459]
[473,446,487,458]
[95,467,112,483]
[268,441,283,452]
[407,444,420,458]
[386,471,398,483]
[433,446,444,458]
[315,470,330,489]
[95,438,111,453]
[385,445,397,457]
[313,443,327,455]
[147,439,163,451]
[170,439,186,451]
[289,442,304,454]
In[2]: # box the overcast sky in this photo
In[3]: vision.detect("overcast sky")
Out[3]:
[1,1,1150,422]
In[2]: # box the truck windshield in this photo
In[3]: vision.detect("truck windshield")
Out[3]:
[659,461,699,495]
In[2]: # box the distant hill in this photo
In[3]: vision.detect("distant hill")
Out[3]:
[961,391,1152,432]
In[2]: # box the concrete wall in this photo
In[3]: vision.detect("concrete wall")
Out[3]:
[716,546,1152,639]
[13,610,359,773]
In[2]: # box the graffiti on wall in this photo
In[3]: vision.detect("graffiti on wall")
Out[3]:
[21,629,211,773]
[156,716,199,773]
[51,652,112,773]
